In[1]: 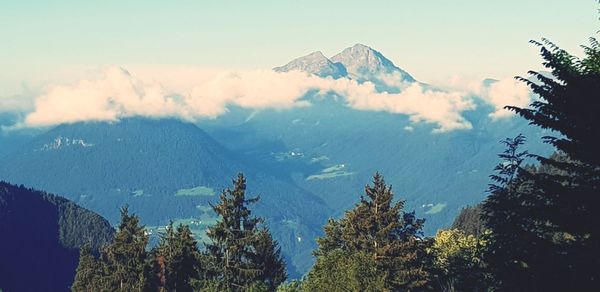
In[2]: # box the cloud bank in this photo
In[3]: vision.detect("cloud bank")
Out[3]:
[483,78,532,119]
[4,66,532,132]
[440,75,533,119]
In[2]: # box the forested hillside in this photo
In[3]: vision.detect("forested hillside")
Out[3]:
[0,182,114,292]
[0,118,330,276]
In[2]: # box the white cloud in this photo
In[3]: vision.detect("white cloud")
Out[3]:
[14,65,489,132]
[484,78,532,119]
[320,78,475,132]
[436,75,533,120]
[24,67,180,126]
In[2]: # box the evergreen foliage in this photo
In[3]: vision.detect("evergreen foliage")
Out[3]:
[102,206,151,291]
[251,228,288,291]
[71,244,100,292]
[306,173,435,291]
[70,174,287,291]
[204,173,287,291]
[0,181,114,292]
[451,204,485,237]
[151,222,203,292]
[483,35,600,291]
[303,250,386,291]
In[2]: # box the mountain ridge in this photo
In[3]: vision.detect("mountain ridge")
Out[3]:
[274,43,416,86]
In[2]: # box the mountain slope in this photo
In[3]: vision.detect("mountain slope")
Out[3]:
[200,100,549,234]
[0,118,331,276]
[330,43,415,83]
[274,51,347,78]
[0,181,114,292]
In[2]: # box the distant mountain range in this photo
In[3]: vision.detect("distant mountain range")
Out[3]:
[0,181,114,291]
[0,43,551,277]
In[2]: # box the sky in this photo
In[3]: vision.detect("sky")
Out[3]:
[0,1,598,131]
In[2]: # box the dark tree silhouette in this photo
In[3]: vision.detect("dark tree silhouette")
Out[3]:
[484,35,600,291]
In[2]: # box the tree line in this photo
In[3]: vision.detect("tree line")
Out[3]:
[73,32,599,291]
[72,174,286,292]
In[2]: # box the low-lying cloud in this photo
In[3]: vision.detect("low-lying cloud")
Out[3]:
[440,75,533,119]
[4,66,531,132]
[483,78,532,119]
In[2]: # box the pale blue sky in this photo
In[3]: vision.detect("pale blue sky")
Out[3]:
[1,0,598,95]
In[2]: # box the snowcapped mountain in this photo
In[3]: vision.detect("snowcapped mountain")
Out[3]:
[273,51,347,78]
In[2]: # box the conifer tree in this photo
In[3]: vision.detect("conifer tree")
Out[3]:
[313,218,343,257]
[342,173,425,256]
[251,228,287,291]
[71,243,99,292]
[484,35,600,290]
[152,222,203,292]
[303,250,385,292]
[451,204,486,237]
[205,173,286,291]
[309,173,434,291]
[483,135,546,290]
[102,206,150,291]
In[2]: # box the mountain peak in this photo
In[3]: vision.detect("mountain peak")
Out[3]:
[274,51,346,78]
[306,50,327,58]
[274,44,416,85]
[350,43,373,51]
[330,44,415,82]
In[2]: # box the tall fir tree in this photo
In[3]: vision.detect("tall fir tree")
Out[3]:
[250,228,287,291]
[151,222,203,292]
[483,135,544,291]
[71,243,99,292]
[483,34,600,291]
[308,173,435,291]
[204,173,286,291]
[102,206,150,291]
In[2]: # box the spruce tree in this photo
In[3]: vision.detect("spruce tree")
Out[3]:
[509,38,600,289]
[303,250,385,292]
[483,35,600,290]
[102,206,150,291]
[309,173,434,291]
[251,228,287,291]
[342,173,425,256]
[205,173,286,291]
[71,243,99,292]
[152,222,203,292]
[313,218,343,257]
[451,204,486,237]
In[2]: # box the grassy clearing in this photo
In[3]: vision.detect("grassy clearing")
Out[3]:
[307,164,354,180]
[175,186,215,197]
[425,203,447,214]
